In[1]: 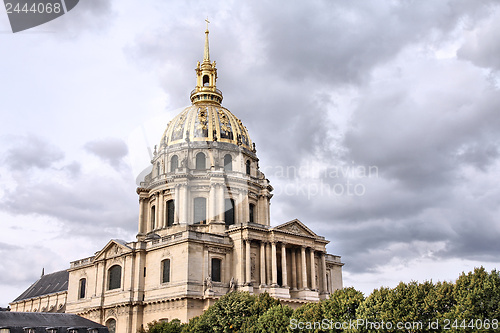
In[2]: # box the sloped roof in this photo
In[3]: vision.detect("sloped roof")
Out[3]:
[0,312,107,331]
[13,270,68,302]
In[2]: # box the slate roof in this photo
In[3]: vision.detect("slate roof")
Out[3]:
[13,270,69,302]
[0,312,108,332]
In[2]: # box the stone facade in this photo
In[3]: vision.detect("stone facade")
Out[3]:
[11,27,343,333]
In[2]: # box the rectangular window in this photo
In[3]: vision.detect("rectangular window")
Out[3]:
[211,258,221,282]
[193,197,206,224]
[167,200,175,227]
[224,199,235,226]
[79,278,86,299]
[162,259,170,283]
[249,204,255,223]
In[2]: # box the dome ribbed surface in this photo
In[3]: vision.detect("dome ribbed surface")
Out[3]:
[161,103,252,150]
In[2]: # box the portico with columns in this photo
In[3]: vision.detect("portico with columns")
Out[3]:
[230,219,343,302]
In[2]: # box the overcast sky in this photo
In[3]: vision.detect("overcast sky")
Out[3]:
[1,0,500,307]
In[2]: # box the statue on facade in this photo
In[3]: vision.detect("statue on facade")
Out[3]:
[205,275,213,292]
[229,277,236,292]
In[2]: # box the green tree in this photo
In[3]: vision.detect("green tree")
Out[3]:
[143,319,184,333]
[446,267,500,332]
[321,287,364,332]
[184,291,256,333]
[289,301,324,333]
[242,292,282,333]
[255,304,294,333]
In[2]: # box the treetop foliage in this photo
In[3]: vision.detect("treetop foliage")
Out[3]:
[143,267,499,333]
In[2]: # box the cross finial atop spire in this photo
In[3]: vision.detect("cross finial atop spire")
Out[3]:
[204,18,210,62]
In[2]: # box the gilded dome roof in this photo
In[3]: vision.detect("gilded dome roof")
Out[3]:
[160,103,253,150]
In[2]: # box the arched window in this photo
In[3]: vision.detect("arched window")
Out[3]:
[224,154,232,172]
[106,318,116,333]
[78,278,86,299]
[211,258,221,282]
[170,155,178,172]
[166,200,175,227]
[108,265,121,290]
[203,75,209,86]
[196,152,206,170]
[249,203,255,223]
[225,199,235,226]
[150,205,156,230]
[246,160,251,175]
[162,259,171,283]
[193,197,206,224]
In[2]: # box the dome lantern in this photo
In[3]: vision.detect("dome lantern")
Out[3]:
[190,19,223,105]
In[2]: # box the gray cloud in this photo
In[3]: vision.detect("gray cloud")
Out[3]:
[84,138,129,168]
[2,135,64,171]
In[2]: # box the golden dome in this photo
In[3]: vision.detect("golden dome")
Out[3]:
[160,103,253,150]
[160,24,253,151]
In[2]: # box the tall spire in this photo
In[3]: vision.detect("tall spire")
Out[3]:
[190,19,223,105]
[204,18,210,62]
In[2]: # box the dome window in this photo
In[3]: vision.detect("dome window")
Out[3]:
[224,199,235,226]
[170,155,178,172]
[249,203,255,223]
[223,154,232,171]
[196,152,206,170]
[203,75,209,86]
[193,197,207,224]
[246,160,251,175]
[166,200,175,227]
[150,205,156,230]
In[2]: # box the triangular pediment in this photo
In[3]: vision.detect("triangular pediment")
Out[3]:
[94,239,131,261]
[272,219,319,238]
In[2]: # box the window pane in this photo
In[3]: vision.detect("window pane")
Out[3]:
[224,199,234,226]
[224,154,232,171]
[79,278,86,299]
[211,258,221,282]
[171,155,178,172]
[151,206,156,230]
[108,266,121,290]
[167,200,175,227]
[162,259,170,283]
[246,160,251,175]
[193,197,206,224]
[106,319,116,333]
[196,152,206,170]
[249,204,255,223]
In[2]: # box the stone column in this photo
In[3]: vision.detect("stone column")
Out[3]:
[291,247,297,290]
[245,239,251,285]
[208,184,215,223]
[301,246,309,290]
[154,193,159,230]
[271,242,278,287]
[218,184,225,223]
[237,191,244,224]
[174,185,179,224]
[266,242,272,285]
[281,243,288,288]
[260,241,266,287]
[138,198,145,234]
[242,190,249,223]
[321,252,328,293]
[183,184,189,223]
[310,248,316,291]
[158,191,164,228]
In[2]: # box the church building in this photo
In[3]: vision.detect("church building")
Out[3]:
[10,26,343,333]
